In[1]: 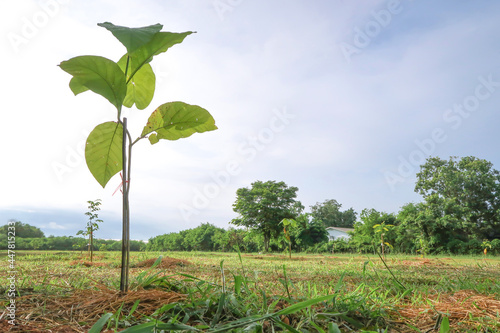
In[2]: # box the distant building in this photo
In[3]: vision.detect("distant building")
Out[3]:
[326,227,354,241]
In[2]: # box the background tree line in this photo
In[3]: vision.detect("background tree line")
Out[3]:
[149,156,500,255]
[3,156,500,255]
[0,221,145,251]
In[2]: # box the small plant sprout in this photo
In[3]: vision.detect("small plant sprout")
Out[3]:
[60,22,217,292]
[417,236,430,258]
[280,218,297,259]
[77,199,103,262]
[373,222,394,258]
[482,239,492,257]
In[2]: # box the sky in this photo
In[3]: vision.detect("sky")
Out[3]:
[1,0,500,241]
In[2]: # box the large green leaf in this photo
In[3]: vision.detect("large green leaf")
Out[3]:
[117,55,155,110]
[275,294,333,316]
[141,102,217,144]
[98,22,163,54]
[69,77,89,95]
[126,31,193,82]
[59,56,127,111]
[85,122,123,188]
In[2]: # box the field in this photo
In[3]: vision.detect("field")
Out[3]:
[1,251,499,332]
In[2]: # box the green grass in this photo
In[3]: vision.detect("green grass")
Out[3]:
[1,251,499,332]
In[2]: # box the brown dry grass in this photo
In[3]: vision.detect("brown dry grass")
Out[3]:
[395,290,500,330]
[131,256,191,269]
[68,260,108,267]
[7,285,185,332]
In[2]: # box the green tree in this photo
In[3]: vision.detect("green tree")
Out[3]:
[310,199,357,228]
[147,232,185,251]
[396,201,457,254]
[415,156,500,240]
[231,180,304,252]
[396,202,427,254]
[293,214,329,252]
[182,223,223,251]
[226,228,247,251]
[0,221,44,238]
[77,199,103,262]
[211,228,229,251]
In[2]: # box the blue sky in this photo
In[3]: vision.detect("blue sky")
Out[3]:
[1,0,500,241]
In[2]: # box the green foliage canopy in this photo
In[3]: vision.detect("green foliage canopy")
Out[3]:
[415,156,500,240]
[231,180,304,252]
[310,199,357,228]
[349,209,397,253]
[0,221,44,238]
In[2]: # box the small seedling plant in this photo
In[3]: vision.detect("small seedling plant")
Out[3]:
[417,235,430,258]
[373,222,394,259]
[77,199,103,262]
[280,218,297,259]
[482,239,492,257]
[59,22,217,291]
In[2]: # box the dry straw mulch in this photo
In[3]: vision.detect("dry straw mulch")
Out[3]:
[399,258,450,268]
[131,256,191,269]
[7,285,186,332]
[68,260,108,267]
[396,290,500,330]
[67,256,192,269]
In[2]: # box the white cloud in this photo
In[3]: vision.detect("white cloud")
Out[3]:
[46,222,68,230]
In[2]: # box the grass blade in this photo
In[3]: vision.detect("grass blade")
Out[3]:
[338,314,363,329]
[210,292,226,327]
[119,322,156,333]
[334,271,345,293]
[88,313,113,333]
[275,294,333,316]
[128,299,140,318]
[120,321,199,332]
[328,322,342,333]
[440,316,450,333]
[156,322,200,331]
[376,251,406,290]
[271,317,301,333]
[310,320,325,333]
[234,274,243,295]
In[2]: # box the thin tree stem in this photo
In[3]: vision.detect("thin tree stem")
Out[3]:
[120,117,129,292]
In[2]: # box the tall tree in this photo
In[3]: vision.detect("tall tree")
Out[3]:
[310,199,357,228]
[0,221,44,238]
[396,201,463,255]
[415,156,500,240]
[231,180,304,252]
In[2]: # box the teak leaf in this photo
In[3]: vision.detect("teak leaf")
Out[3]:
[125,31,193,82]
[141,101,217,144]
[98,22,163,54]
[85,121,123,188]
[69,77,89,95]
[118,55,155,110]
[59,55,127,111]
